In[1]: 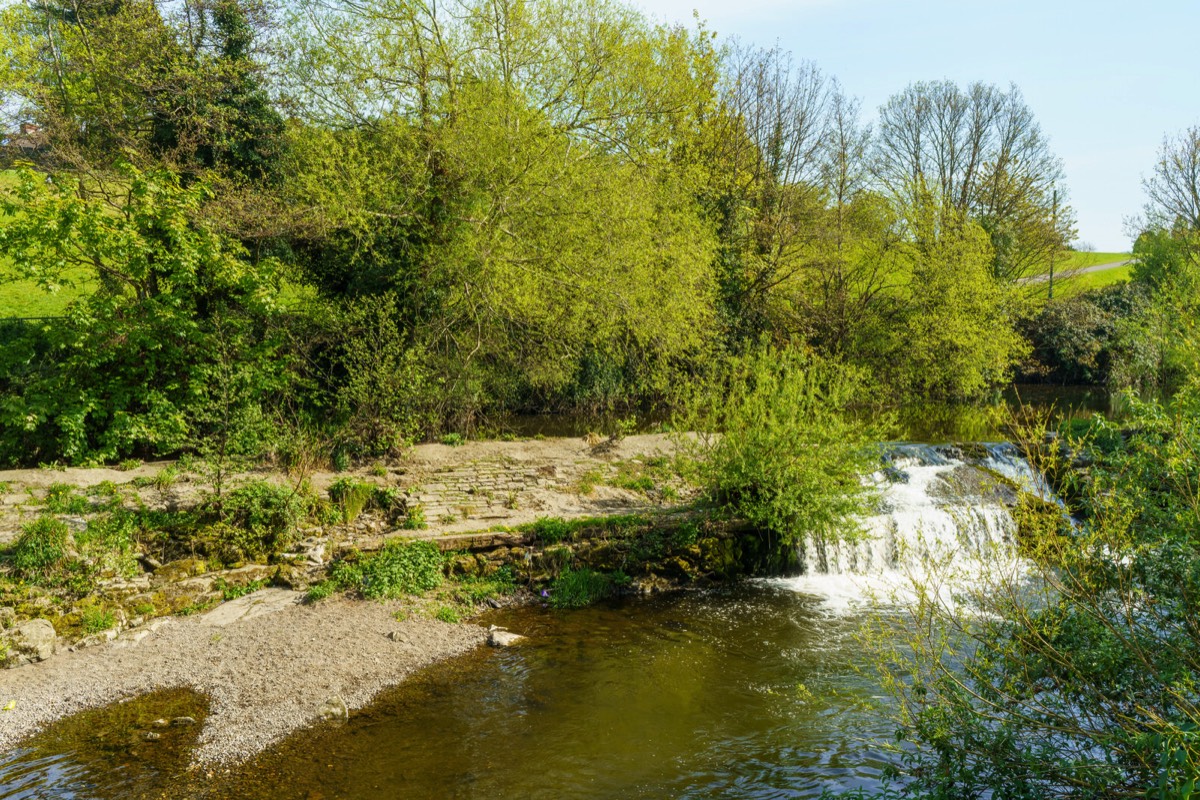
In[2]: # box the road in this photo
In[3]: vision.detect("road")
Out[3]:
[1024,259,1131,283]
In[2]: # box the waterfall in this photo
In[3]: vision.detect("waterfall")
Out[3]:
[773,443,1045,611]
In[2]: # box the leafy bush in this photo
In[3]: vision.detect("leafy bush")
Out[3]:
[548,568,626,609]
[434,605,461,623]
[682,347,888,546]
[331,540,445,600]
[10,517,72,580]
[210,481,309,561]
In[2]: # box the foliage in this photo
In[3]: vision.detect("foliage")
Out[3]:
[525,517,574,545]
[0,167,288,467]
[207,480,309,561]
[681,347,888,546]
[331,540,445,600]
[433,605,461,623]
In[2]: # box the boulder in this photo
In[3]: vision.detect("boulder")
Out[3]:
[7,618,58,665]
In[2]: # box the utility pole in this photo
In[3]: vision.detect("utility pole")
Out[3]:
[1048,186,1058,300]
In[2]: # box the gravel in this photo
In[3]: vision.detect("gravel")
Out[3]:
[0,595,488,765]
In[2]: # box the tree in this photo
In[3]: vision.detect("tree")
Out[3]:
[0,0,283,180]
[874,81,1074,283]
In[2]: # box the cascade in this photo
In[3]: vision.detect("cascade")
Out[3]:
[776,443,1048,609]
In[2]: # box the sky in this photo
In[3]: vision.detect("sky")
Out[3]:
[633,0,1200,252]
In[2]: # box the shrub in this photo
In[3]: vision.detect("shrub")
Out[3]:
[1057,415,1123,455]
[10,517,72,580]
[681,347,888,546]
[440,433,465,447]
[434,605,461,623]
[211,481,309,560]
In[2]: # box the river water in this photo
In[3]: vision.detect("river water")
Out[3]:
[0,443,1045,799]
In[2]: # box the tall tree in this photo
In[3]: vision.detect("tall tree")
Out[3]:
[874,80,1074,282]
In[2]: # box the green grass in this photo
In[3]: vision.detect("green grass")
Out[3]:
[1058,263,1133,295]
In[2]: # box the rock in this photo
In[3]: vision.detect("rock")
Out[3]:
[142,731,162,741]
[153,718,170,727]
[386,630,411,644]
[487,626,526,647]
[171,716,196,727]
[318,695,348,721]
[139,554,164,571]
[8,619,57,664]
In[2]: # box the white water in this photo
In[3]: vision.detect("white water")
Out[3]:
[770,444,1043,613]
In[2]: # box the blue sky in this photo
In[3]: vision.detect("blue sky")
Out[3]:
[633,0,1200,252]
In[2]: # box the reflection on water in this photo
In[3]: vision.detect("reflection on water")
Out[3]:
[496,384,1122,445]
[1,587,899,800]
[0,689,208,800]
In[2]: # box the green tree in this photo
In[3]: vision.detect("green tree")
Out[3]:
[0,166,286,465]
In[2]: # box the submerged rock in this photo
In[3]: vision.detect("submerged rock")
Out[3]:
[319,694,349,721]
[487,626,526,647]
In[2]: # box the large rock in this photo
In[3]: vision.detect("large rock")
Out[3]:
[487,626,526,647]
[6,618,58,666]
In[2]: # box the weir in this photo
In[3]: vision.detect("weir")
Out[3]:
[783,443,1047,608]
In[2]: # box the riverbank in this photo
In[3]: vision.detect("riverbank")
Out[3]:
[0,592,488,765]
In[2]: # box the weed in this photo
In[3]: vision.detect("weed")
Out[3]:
[43,483,90,514]
[134,602,157,617]
[548,568,626,609]
[117,459,141,471]
[453,566,518,604]
[9,517,71,579]
[440,433,466,447]
[369,464,388,477]
[402,505,428,530]
[0,481,11,494]
[153,467,179,491]
[392,608,408,621]
[439,513,457,525]
[214,578,266,601]
[304,580,336,604]
[434,605,461,623]
[80,607,116,635]
[503,491,520,510]
[575,468,604,495]
[329,540,445,600]
[328,477,375,523]
[524,516,572,544]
